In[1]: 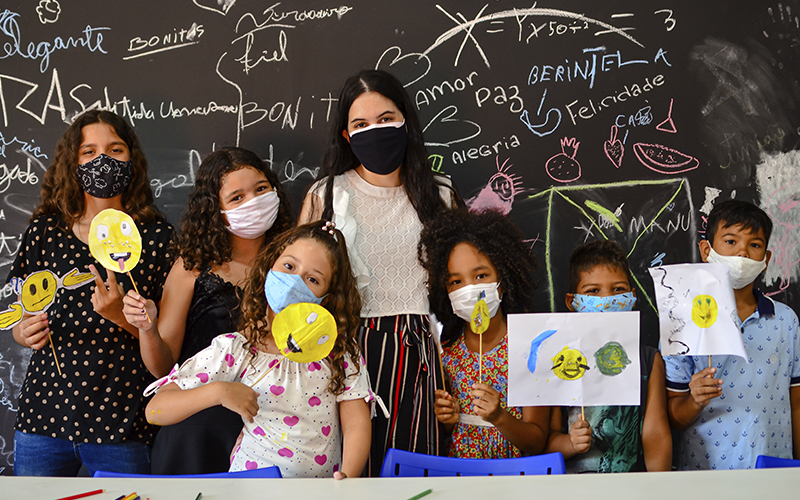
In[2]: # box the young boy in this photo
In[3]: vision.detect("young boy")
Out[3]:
[665,200,800,469]
[545,240,672,472]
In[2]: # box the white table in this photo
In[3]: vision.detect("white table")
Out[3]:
[6,468,799,500]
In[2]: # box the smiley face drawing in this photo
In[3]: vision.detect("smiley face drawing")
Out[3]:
[271,302,337,363]
[551,346,591,381]
[0,268,95,329]
[89,209,142,273]
[691,294,718,328]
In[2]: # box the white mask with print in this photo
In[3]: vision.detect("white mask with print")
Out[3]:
[706,246,767,289]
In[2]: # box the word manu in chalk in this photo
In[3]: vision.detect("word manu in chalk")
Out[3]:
[565,75,665,125]
[451,136,520,165]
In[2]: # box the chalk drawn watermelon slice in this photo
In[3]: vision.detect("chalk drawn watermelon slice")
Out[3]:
[633,143,699,174]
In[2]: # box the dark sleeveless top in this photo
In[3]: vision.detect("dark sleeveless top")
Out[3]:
[151,269,244,475]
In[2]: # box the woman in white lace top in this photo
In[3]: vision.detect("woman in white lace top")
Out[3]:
[300,69,463,476]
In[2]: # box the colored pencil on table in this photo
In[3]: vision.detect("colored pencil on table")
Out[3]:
[406,489,433,500]
[55,489,104,500]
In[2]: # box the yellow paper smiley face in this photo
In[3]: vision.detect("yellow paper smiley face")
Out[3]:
[272,303,338,364]
[89,209,141,273]
[19,270,59,313]
[551,346,590,381]
[691,294,718,328]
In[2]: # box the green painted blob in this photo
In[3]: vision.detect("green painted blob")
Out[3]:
[593,341,631,376]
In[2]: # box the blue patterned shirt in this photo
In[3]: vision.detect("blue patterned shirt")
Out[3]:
[664,290,800,470]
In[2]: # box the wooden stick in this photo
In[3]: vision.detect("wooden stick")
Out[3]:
[48,330,63,377]
[249,357,283,388]
[478,336,483,385]
[708,355,712,369]
[581,405,585,421]
[127,272,151,323]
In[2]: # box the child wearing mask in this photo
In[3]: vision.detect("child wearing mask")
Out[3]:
[11,110,173,476]
[665,200,800,469]
[144,221,376,478]
[418,209,549,458]
[545,240,671,472]
[122,147,292,474]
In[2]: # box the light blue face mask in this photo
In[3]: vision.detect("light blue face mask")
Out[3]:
[264,270,323,314]
[571,292,636,313]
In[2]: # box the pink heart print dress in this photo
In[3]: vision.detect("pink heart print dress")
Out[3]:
[144,332,378,478]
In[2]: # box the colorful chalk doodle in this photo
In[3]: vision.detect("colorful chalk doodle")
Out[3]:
[604,125,624,168]
[508,311,640,407]
[648,263,746,358]
[545,137,581,183]
[633,143,699,175]
[465,156,524,215]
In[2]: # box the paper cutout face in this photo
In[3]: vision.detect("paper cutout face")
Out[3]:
[271,302,337,363]
[593,341,631,376]
[691,294,718,328]
[470,295,490,335]
[0,268,95,330]
[89,209,141,273]
[551,346,590,380]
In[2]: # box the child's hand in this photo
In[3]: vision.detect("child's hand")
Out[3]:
[434,389,460,426]
[333,471,348,480]
[215,381,259,422]
[89,265,126,325]
[16,312,50,350]
[122,290,157,332]
[688,366,723,407]
[470,383,503,424]
[569,417,592,454]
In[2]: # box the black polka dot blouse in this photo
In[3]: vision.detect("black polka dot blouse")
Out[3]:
[9,216,173,445]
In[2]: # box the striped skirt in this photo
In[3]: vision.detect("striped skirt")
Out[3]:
[360,314,443,476]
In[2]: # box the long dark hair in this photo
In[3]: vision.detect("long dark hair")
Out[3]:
[174,147,293,272]
[239,221,362,395]
[311,69,462,223]
[32,110,160,224]
[419,209,538,346]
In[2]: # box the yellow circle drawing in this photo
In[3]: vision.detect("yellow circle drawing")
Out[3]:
[272,302,337,363]
[551,346,590,381]
[470,298,490,335]
[691,294,718,328]
[89,209,142,273]
[19,270,59,313]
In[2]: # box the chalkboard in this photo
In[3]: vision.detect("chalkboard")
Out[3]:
[1,0,799,474]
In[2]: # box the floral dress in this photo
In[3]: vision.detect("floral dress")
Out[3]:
[442,335,522,458]
[145,332,378,478]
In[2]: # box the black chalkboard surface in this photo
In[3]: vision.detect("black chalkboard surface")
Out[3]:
[1,0,798,474]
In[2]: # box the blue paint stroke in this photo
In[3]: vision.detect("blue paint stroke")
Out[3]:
[528,329,557,373]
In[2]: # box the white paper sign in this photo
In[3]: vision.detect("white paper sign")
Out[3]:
[508,312,640,407]
[648,263,746,359]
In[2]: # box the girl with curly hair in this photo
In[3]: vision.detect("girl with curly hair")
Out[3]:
[300,69,463,474]
[418,209,549,458]
[144,221,376,479]
[10,110,173,476]
[121,147,292,474]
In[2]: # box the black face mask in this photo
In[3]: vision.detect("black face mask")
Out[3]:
[348,120,408,176]
[77,154,133,198]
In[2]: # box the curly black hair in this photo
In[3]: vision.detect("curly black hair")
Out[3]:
[418,209,538,347]
[173,147,293,272]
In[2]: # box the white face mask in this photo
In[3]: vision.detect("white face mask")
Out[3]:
[448,282,502,322]
[221,190,280,239]
[706,246,767,289]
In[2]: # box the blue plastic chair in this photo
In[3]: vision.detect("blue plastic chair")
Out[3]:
[755,455,800,469]
[379,448,565,477]
[93,466,282,478]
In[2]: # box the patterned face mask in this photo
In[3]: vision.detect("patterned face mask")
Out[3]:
[77,154,133,198]
[571,292,636,313]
